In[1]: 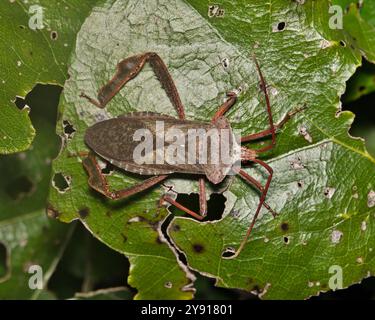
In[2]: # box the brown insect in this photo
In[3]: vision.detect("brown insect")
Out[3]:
[79,52,302,258]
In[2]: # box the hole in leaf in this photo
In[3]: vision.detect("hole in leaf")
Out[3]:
[221,57,229,69]
[283,236,289,244]
[101,162,115,175]
[340,40,346,47]
[221,247,236,258]
[3,84,62,216]
[63,120,76,138]
[324,187,336,199]
[277,22,286,31]
[52,173,71,193]
[0,242,8,279]
[50,31,58,40]
[6,175,34,200]
[14,96,27,111]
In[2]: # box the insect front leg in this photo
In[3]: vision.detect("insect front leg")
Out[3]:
[212,91,238,122]
[250,54,277,153]
[83,152,168,200]
[241,106,305,143]
[80,52,186,119]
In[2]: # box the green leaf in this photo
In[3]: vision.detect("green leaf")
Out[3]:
[170,141,375,299]
[49,0,375,299]
[0,210,73,299]
[48,223,130,298]
[0,106,34,155]
[0,0,102,154]
[0,85,71,299]
[0,86,61,217]
[333,1,375,63]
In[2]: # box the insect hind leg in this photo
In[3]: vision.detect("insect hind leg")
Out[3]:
[238,168,277,217]
[160,195,204,221]
[226,158,273,259]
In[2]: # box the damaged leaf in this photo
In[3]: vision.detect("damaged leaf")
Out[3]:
[0,85,72,299]
[48,0,375,300]
[0,210,72,299]
[0,0,102,154]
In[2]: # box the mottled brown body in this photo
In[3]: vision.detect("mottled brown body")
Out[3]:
[85,111,238,184]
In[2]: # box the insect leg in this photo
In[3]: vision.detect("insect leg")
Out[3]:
[228,158,273,259]
[80,52,186,120]
[212,91,237,122]
[250,55,276,153]
[160,195,204,221]
[238,169,277,217]
[199,178,207,217]
[147,52,185,120]
[67,151,89,158]
[241,106,305,143]
[80,53,150,108]
[83,153,168,200]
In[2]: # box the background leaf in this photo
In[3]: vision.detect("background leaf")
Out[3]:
[0,0,102,154]
[0,210,73,299]
[48,223,130,299]
[333,0,375,63]
[72,287,132,300]
[0,85,73,299]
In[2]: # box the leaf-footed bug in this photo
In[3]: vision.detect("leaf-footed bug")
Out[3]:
[78,52,304,258]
